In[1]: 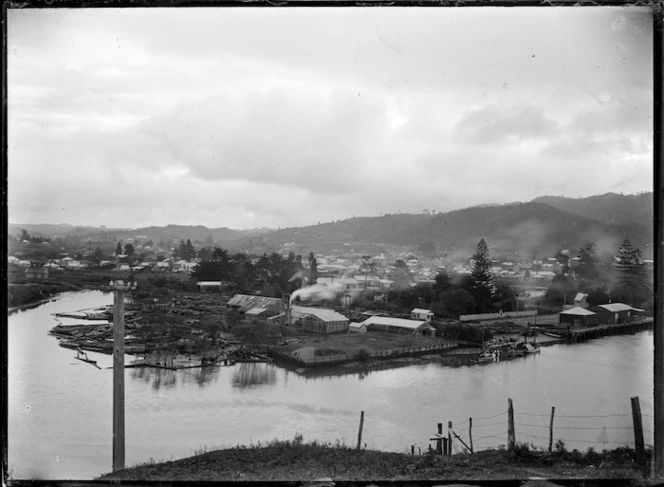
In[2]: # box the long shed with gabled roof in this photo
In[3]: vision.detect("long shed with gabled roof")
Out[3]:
[594,303,643,324]
[362,316,436,336]
[227,294,284,315]
[291,306,349,334]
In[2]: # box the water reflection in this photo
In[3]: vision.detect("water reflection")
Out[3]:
[232,362,277,388]
[131,366,178,391]
[192,364,220,387]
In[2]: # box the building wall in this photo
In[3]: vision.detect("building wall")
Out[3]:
[301,315,348,333]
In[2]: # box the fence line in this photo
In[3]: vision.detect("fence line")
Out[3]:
[441,397,653,459]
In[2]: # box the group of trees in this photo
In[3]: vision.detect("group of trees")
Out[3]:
[543,237,652,310]
[191,248,318,298]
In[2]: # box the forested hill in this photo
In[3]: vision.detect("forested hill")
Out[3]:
[379,202,650,259]
[531,192,653,227]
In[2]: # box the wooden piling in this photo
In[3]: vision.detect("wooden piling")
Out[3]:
[357,411,365,450]
[507,398,515,451]
[548,406,555,453]
[437,423,443,454]
[631,397,646,467]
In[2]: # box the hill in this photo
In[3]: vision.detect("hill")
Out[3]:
[382,202,651,259]
[531,192,653,227]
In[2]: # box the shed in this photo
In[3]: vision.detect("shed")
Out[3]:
[348,322,368,333]
[196,281,223,292]
[559,307,598,327]
[595,303,643,324]
[245,307,270,319]
[411,308,434,322]
[291,306,349,334]
[227,294,284,315]
[362,316,436,336]
[573,293,589,308]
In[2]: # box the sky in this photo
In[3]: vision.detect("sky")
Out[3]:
[7,7,654,230]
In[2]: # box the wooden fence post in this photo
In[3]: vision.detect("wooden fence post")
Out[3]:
[436,423,443,454]
[631,396,646,466]
[508,398,516,451]
[357,411,365,450]
[549,406,555,453]
[448,421,453,455]
[469,417,473,454]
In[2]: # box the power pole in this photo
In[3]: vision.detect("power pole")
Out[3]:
[654,6,663,479]
[110,279,136,473]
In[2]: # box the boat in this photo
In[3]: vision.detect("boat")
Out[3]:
[544,332,563,338]
[515,342,541,354]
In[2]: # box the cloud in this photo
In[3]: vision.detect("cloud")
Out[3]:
[455,104,561,144]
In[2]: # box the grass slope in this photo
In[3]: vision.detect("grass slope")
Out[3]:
[98,438,652,484]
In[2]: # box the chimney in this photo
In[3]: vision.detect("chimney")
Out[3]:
[283,294,291,326]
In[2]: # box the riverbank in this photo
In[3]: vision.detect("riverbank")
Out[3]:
[97,438,654,484]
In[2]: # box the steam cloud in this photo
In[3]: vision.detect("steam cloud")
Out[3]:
[291,283,342,302]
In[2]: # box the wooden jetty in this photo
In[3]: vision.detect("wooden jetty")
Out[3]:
[567,318,653,343]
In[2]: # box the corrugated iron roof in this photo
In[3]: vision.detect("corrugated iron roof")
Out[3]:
[574,293,588,301]
[362,316,431,330]
[291,306,349,323]
[412,308,432,314]
[597,303,641,313]
[227,294,283,310]
[560,307,596,316]
[245,307,268,315]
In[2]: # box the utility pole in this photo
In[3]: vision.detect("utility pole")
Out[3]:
[654,6,663,479]
[110,279,136,473]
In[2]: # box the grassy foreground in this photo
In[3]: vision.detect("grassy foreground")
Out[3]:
[98,437,655,484]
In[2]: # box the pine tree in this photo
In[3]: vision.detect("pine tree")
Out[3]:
[470,238,494,313]
[613,237,648,306]
[116,242,123,255]
[308,252,318,285]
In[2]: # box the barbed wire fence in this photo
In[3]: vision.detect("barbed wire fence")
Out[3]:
[422,396,653,462]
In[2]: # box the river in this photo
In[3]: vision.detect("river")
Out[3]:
[8,290,655,479]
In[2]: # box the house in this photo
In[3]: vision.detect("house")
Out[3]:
[348,322,368,333]
[154,261,172,272]
[196,281,224,292]
[227,294,284,315]
[361,316,436,336]
[290,306,349,334]
[339,276,361,292]
[559,307,598,327]
[25,266,49,280]
[174,260,198,274]
[594,303,643,325]
[411,308,434,322]
[573,293,589,309]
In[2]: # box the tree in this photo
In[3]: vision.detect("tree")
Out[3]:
[391,259,412,289]
[184,239,196,261]
[308,252,318,285]
[431,289,475,319]
[576,242,599,280]
[92,246,105,263]
[586,287,610,306]
[470,239,494,313]
[544,274,576,307]
[359,255,377,290]
[124,243,135,258]
[197,247,212,262]
[116,241,123,255]
[612,237,650,306]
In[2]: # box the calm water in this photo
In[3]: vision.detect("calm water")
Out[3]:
[8,291,655,479]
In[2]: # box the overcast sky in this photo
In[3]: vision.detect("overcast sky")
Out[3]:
[7,7,653,230]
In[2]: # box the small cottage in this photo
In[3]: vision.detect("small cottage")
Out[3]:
[348,322,368,333]
[411,308,434,322]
